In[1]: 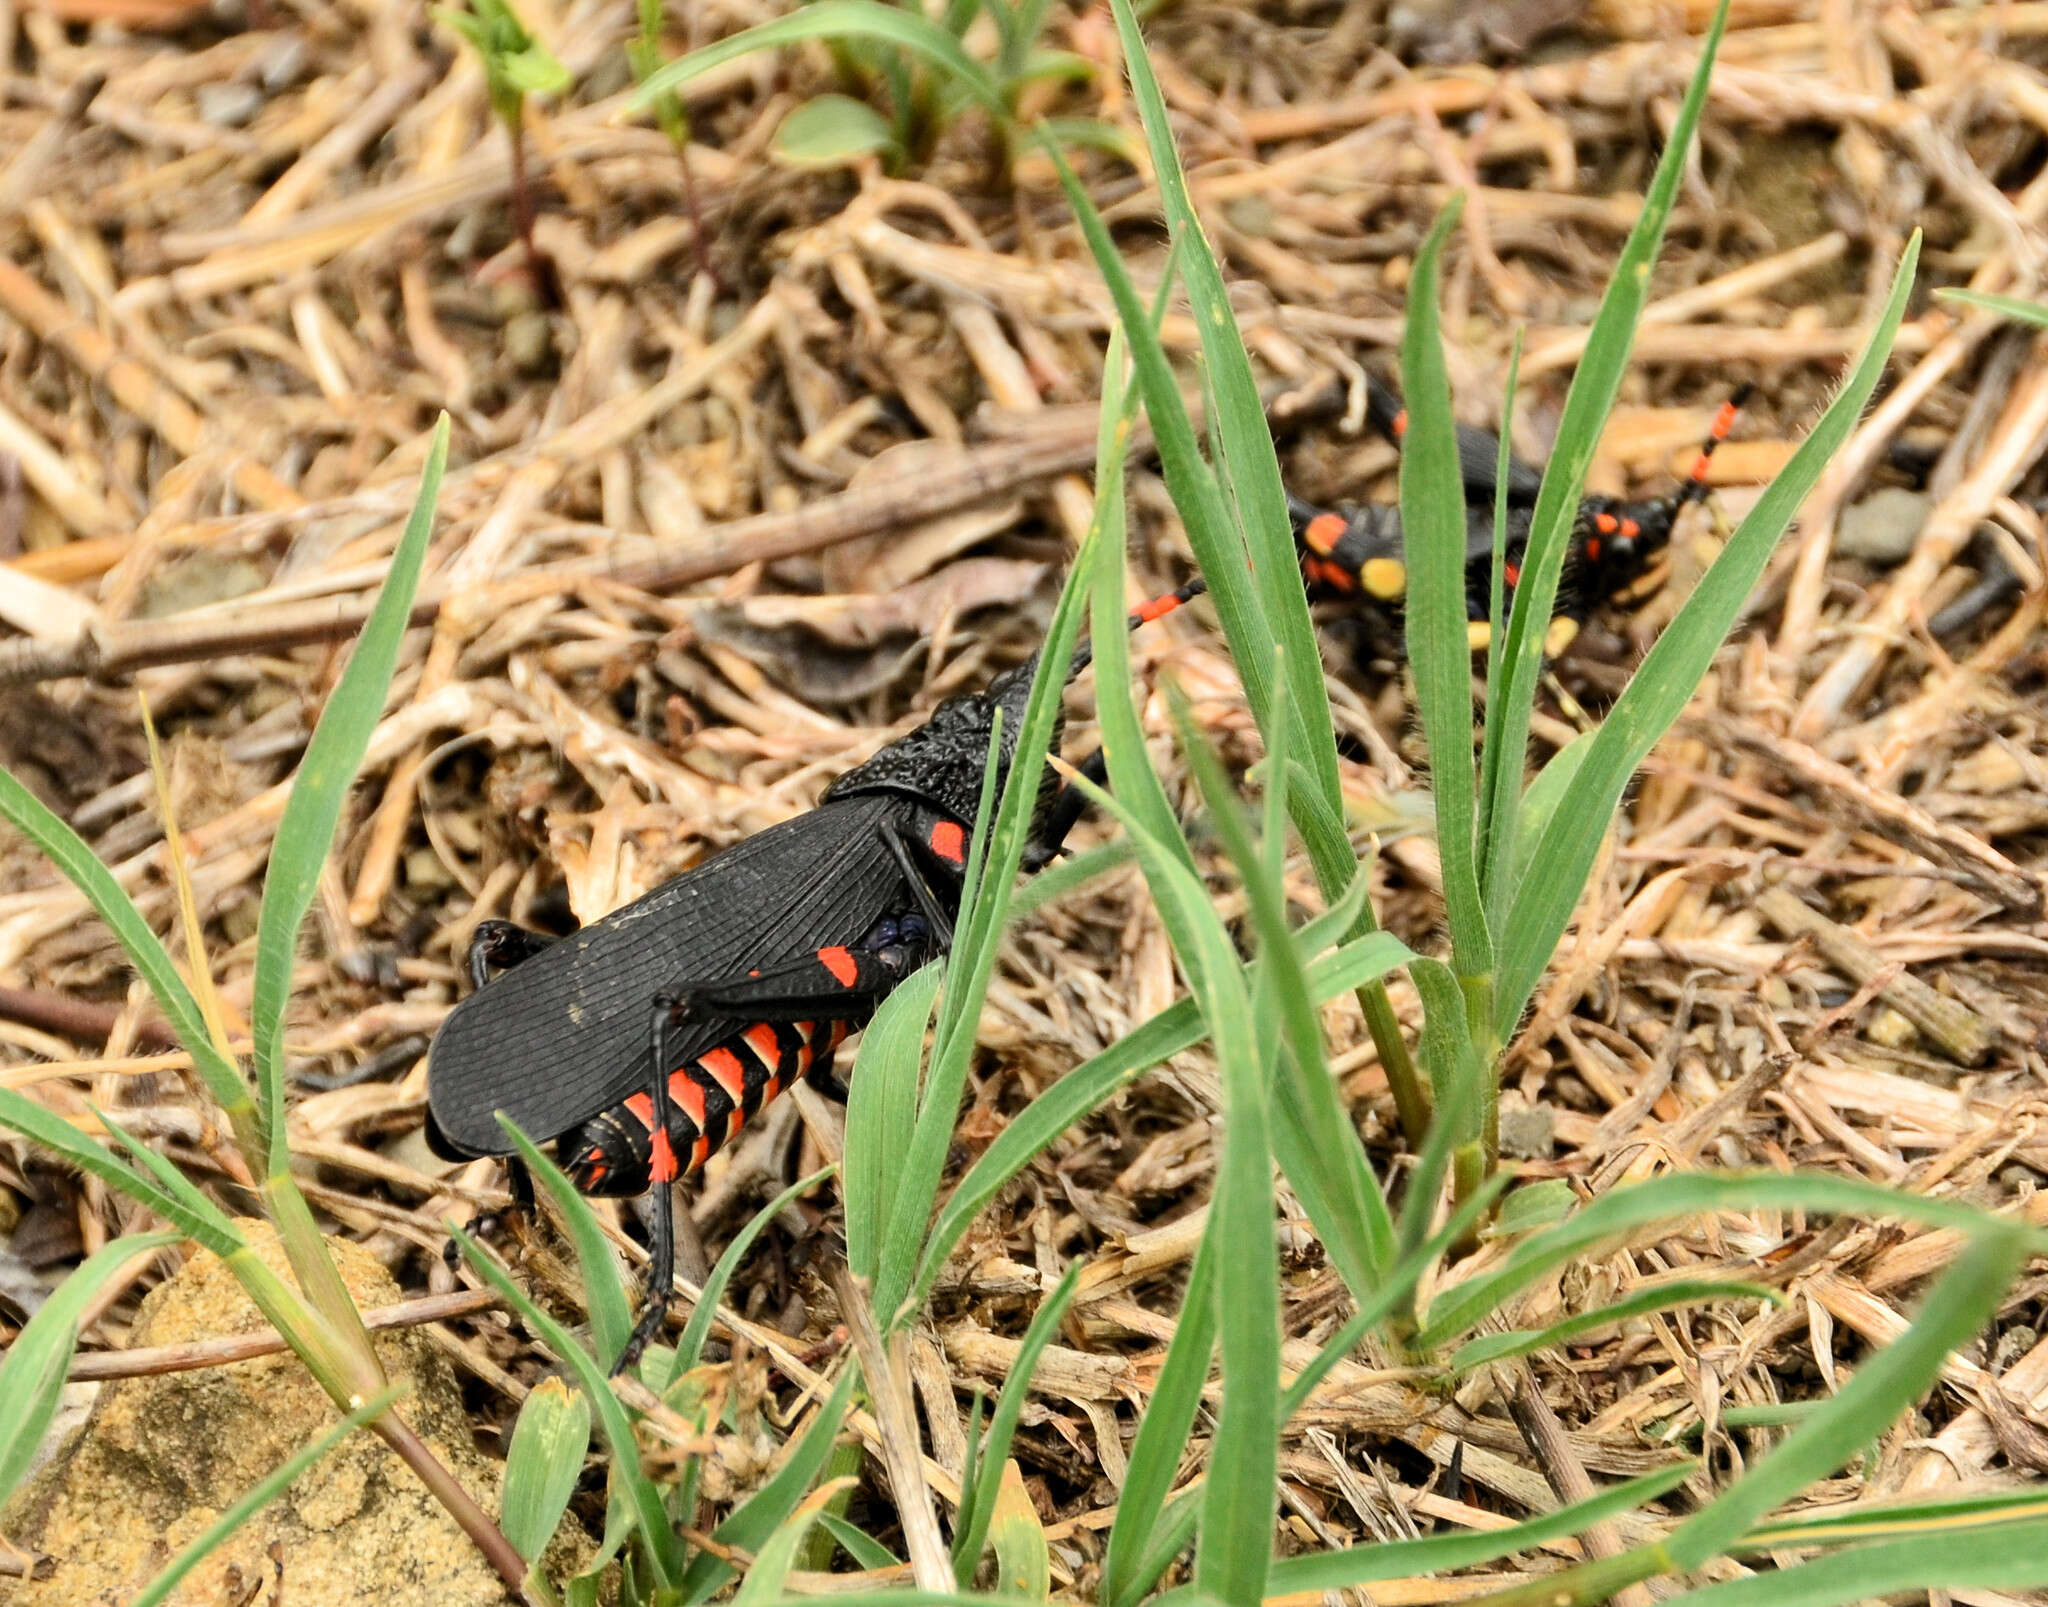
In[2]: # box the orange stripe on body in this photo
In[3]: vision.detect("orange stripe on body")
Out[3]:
[700,1046,746,1104]
[667,1072,708,1130]
[744,1024,780,1067]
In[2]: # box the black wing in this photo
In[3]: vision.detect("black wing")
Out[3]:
[1367,375,1544,506]
[428,794,914,1155]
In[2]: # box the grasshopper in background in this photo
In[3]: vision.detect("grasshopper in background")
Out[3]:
[1289,375,1754,657]
[427,578,1206,1370]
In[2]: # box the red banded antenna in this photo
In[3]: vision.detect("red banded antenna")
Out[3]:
[1674,383,1754,509]
[1064,576,1210,681]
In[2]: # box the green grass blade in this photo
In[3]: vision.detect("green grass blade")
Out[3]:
[0,767,246,1125]
[1448,1279,1784,1372]
[635,1,1006,118]
[679,1363,862,1602]
[1479,330,1524,742]
[1258,1464,1695,1596]
[1278,1172,1510,1423]
[500,1375,593,1564]
[1171,693,1395,1293]
[1399,959,1485,1256]
[1931,286,2048,327]
[952,1261,1082,1582]
[1399,195,1491,981]
[1415,1167,2034,1352]
[132,1384,405,1607]
[734,1477,861,1606]
[254,415,447,1173]
[820,1511,900,1569]
[1741,1485,2048,1550]
[1478,0,1730,921]
[1681,1519,2048,1606]
[876,558,1092,1324]
[907,928,1411,1314]
[499,1118,634,1366]
[450,1224,687,1588]
[844,962,942,1285]
[1494,234,1917,1035]
[0,1089,239,1256]
[1102,0,1339,811]
[1664,1227,2026,1569]
[0,1232,181,1507]
[1100,1237,1214,1607]
[676,1166,836,1382]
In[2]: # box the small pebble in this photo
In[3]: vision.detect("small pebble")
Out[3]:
[1498,1104,1555,1160]
[1837,486,1929,564]
[503,309,555,374]
[196,82,264,127]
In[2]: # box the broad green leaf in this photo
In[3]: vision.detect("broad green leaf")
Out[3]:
[501,1376,592,1564]
[987,1461,1050,1600]
[846,963,941,1286]
[451,1224,687,1588]
[1489,1178,1577,1238]
[734,1478,860,1606]
[773,94,900,168]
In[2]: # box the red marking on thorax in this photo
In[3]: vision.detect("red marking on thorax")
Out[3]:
[929,820,966,863]
[817,946,859,986]
[1303,513,1345,556]
[1595,512,1618,534]
[1503,562,1521,587]
[1391,408,1408,437]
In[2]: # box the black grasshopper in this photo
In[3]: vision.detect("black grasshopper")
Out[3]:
[1289,376,1753,655]
[427,580,1204,1369]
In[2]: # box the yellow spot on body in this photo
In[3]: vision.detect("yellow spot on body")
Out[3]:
[1545,615,1580,656]
[1361,557,1406,599]
[1466,620,1492,652]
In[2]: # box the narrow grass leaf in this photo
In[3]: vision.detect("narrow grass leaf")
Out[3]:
[501,1376,592,1564]
[1508,732,1592,895]
[1683,1520,2048,1606]
[845,962,941,1285]
[1400,195,1491,979]
[1102,0,1339,809]
[1931,286,2048,327]
[132,1385,405,1607]
[501,1118,633,1364]
[1101,1237,1214,1607]
[679,1363,862,1602]
[254,415,447,1173]
[1449,1279,1783,1372]
[877,552,1093,1322]
[0,1089,239,1256]
[1257,1464,1695,1596]
[734,1477,861,1606]
[0,766,243,1118]
[1057,767,1277,1605]
[1665,1227,2025,1568]
[636,2,1006,119]
[1478,0,1730,916]
[1171,691,1395,1293]
[954,1261,1082,1581]
[0,1233,180,1506]
[676,1165,837,1381]
[909,928,1411,1313]
[1742,1484,2048,1549]
[1495,234,1917,1034]
[1416,1164,2031,1353]
[451,1224,687,1588]
[820,1512,900,1570]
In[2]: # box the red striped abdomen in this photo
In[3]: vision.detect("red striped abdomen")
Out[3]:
[562,1019,850,1197]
